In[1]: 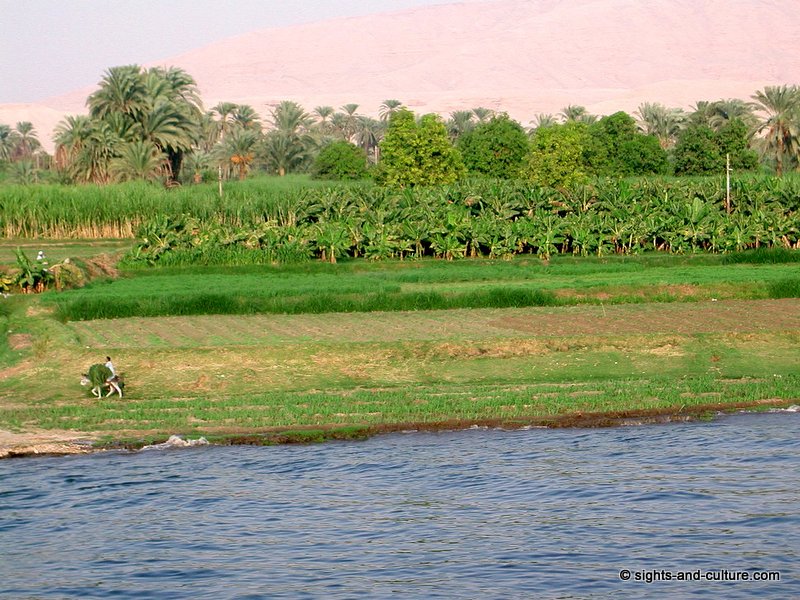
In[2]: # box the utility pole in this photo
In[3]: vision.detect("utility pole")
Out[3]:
[725,153,731,214]
[218,165,223,199]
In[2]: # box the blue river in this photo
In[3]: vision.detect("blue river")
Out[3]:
[1,411,798,599]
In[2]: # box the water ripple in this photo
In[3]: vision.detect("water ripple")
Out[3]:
[0,412,797,599]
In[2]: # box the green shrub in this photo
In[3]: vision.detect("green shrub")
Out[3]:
[312,141,369,180]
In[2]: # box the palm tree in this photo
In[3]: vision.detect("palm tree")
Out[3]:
[53,115,94,173]
[211,101,239,141]
[339,103,360,140]
[446,110,475,141]
[218,129,259,180]
[232,104,261,132]
[0,124,18,162]
[560,105,596,124]
[354,116,384,163]
[272,100,314,135]
[87,65,148,121]
[530,113,559,132]
[707,98,758,131]
[75,122,122,184]
[752,85,800,175]
[262,131,310,176]
[111,140,168,182]
[13,121,41,160]
[263,101,315,176]
[379,99,404,122]
[635,102,686,149]
[472,107,494,123]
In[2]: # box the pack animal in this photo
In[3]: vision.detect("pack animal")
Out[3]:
[81,363,123,398]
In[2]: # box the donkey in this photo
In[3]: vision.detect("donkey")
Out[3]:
[81,363,123,398]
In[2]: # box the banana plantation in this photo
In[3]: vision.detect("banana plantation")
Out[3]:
[124,175,800,266]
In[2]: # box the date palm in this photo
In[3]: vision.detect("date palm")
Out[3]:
[472,107,494,123]
[446,110,475,141]
[217,129,258,180]
[707,99,758,131]
[560,105,596,124]
[87,65,148,125]
[111,140,168,182]
[53,115,93,173]
[232,104,262,132]
[339,103,361,141]
[211,102,238,140]
[0,124,18,162]
[530,114,559,132]
[354,116,383,163]
[13,121,41,160]
[752,85,800,175]
[635,102,686,149]
[379,99,404,122]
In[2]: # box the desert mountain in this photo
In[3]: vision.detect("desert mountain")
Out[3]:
[5,0,800,152]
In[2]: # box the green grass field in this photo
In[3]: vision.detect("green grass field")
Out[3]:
[44,253,800,321]
[1,246,798,449]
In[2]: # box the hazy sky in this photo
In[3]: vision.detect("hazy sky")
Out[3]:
[0,0,475,103]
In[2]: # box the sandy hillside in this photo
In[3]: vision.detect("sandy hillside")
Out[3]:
[4,0,800,152]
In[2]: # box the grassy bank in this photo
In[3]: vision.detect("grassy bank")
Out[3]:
[0,251,798,454]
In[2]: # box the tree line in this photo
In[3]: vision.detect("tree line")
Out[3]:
[0,64,798,186]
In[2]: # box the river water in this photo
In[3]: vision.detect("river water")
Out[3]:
[1,412,798,599]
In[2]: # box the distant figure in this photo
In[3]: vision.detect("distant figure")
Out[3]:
[105,356,116,380]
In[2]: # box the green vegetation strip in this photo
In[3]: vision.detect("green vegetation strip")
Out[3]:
[45,255,800,321]
[1,376,796,440]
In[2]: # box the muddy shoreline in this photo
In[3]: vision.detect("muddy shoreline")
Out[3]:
[2,398,795,460]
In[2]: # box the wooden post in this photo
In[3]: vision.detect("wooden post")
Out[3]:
[725,153,731,214]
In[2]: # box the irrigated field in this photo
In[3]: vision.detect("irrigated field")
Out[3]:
[0,249,798,451]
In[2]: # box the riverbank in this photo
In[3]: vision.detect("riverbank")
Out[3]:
[3,398,797,459]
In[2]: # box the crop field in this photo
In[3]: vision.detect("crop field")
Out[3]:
[0,239,132,266]
[0,248,798,446]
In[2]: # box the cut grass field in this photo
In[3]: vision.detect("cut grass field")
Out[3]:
[0,251,798,455]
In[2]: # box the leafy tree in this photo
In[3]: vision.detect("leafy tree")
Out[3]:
[586,112,669,176]
[312,140,369,180]
[521,121,590,188]
[673,119,757,175]
[716,118,758,171]
[672,125,721,175]
[457,114,528,178]
[378,109,465,187]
